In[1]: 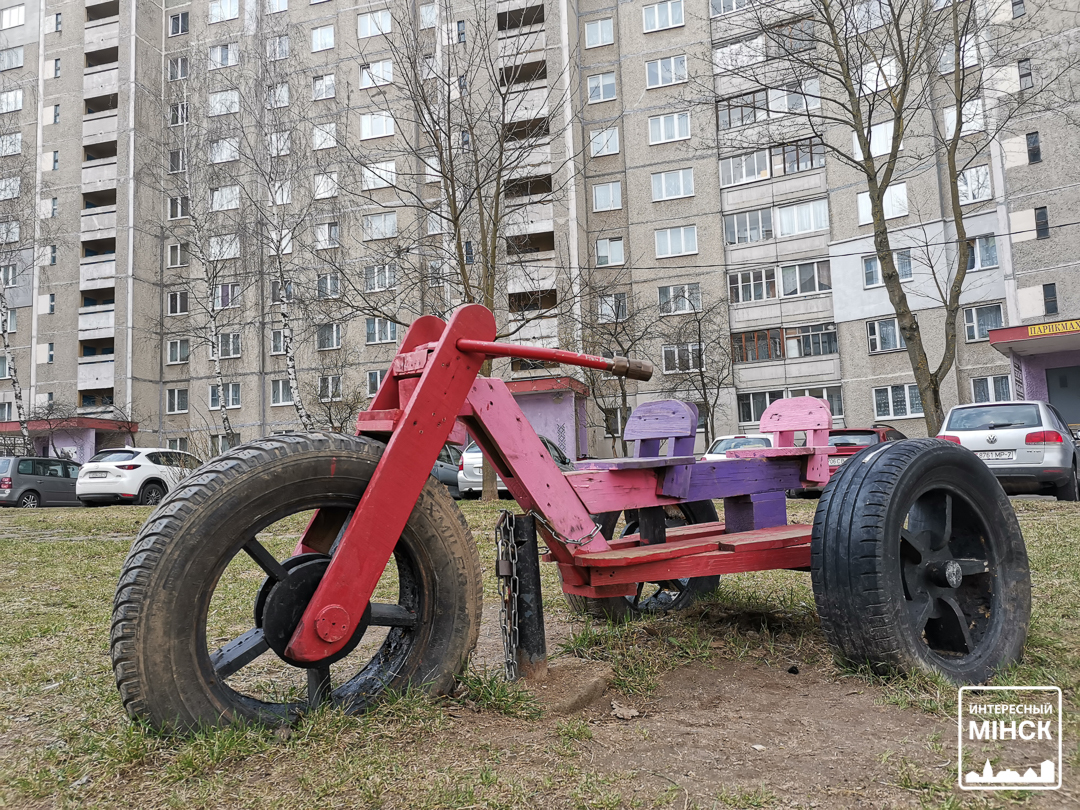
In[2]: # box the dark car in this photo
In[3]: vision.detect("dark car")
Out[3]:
[432,444,463,499]
[791,425,907,496]
[0,456,82,508]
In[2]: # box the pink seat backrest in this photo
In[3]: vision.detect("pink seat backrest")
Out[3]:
[759,397,832,449]
[623,400,698,459]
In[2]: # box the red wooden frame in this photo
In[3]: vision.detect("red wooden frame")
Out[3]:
[283,305,821,663]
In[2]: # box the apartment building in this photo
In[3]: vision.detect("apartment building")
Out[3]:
[0,0,1078,464]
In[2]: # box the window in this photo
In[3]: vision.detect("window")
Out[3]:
[52,57,59,77]
[312,25,335,52]
[270,329,284,354]
[209,0,239,22]
[852,121,896,160]
[363,212,397,240]
[944,100,984,138]
[590,128,619,156]
[210,137,239,163]
[267,0,287,12]
[318,375,342,402]
[958,166,991,204]
[271,379,292,405]
[0,219,16,241]
[269,228,292,253]
[773,137,825,175]
[216,332,241,358]
[271,279,293,303]
[732,329,782,363]
[360,161,395,190]
[662,343,703,373]
[857,183,907,224]
[938,36,978,73]
[169,102,188,126]
[738,390,783,423]
[603,406,631,437]
[0,45,23,70]
[859,57,897,95]
[418,4,436,28]
[728,269,777,303]
[648,111,690,144]
[209,43,238,70]
[315,272,341,299]
[967,235,999,271]
[167,243,189,267]
[359,9,391,38]
[772,19,814,54]
[169,12,188,36]
[210,383,242,409]
[360,112,394,139]
[48,151,58,171]
[658,283,700,314]
[645,55,687,88]
[168,149,185,173]
[368,370,387,396]
[972,375,1011,404]
[308,74,335,100]
[867,317,906,353]
[167,290,188,315]
[651,168,694,201]
[711,0,749,14]
[266,82,289,109]
[313,122,337,150]
[0,263,13,286]
[1035,206,1049,238]
[964,304,1003,341]
[1026,132,1041,163]
[509,289,558,317]
[777,199,829,236]
[457,20,466,42]
[166,388,189,414]
[209,90,240,116]
[168,56,189,80]
[717,91,767,130]
[214,282,240,309]
[313,171,339,199]
[0,132,20,154]
[1018,58,1033,90]
[864,250,912,287]
[768,78,820,115]
[596,237,624,266]
[587,72,616,103]
[168,196,189,219]
[0,175,17,199]
[720,150,769,186]
[267,35,289,60]
[785,323,837,358]
[360,264,394,292]
[367,317,397,344]
[208,234,240,261]
[210,185,239,211]
[592,181,622,211]
[314,221,340,249]
[317,323,341,350]
[0,4,23,28]
[267,131,290,156]
[874,384,923,418]
[724,208,773,245]
[360,61,392,88]
[210,434,239,454]
[655,226,697,257]
[713,37,765,71]
[1043,283,1058,315]
[3,308,13,332]
[1012,0,1025,17]
[0,89,22,113]
[598,292,627,323]
[780,260,831,297]
[586,18,613,48]
[643,1,682,32]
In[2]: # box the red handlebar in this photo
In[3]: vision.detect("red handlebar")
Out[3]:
[455,339,653,381]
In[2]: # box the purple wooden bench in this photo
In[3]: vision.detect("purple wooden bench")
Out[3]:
[725,397,833,484]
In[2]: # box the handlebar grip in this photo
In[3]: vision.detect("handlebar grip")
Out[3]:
[610,357,653,382]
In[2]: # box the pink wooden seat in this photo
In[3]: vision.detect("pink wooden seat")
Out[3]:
[725,397,832,483]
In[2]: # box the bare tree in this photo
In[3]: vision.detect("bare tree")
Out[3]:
[705,0,1080,433]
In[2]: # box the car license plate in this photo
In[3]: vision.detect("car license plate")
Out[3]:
[89,471,107,478]
[828,457,846,467]
[975,450,1014,460]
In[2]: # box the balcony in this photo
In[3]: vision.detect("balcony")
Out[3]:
[498,28,546,62]
[509,315,558,345]
[78,304,115,340]
[733,356,842,390]
[80,205,117,239]
[83,64,119,97]
[507,262,556,294]
[729,292,835,330]
[507,85,549,123]
[83,111,118,146]
[84,17,119,51]
[80,255,117,290]
[504,201,553,235]
[77,358,115,390]
[82,157,117,192]
[507,142,551,174]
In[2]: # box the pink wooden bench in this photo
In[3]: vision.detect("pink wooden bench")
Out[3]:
[725,397,833,484]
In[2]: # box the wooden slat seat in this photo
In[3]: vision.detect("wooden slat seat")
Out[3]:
[725,446,815,459]
[575,524,810,567]
[574,455,698,471]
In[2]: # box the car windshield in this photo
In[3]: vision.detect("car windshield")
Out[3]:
[946,404,1042,431]
[828,432,880,447]
[90,450,140,463]
[708,437,770,453]
[0,458,9,474]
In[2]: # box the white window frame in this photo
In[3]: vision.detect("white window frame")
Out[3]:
[857,183,907,225]
[311,24,335,52]
[214,282,240,309]
[363,212,397,240]
[957,165,992,204]
[312,73,336,99]
[316,322,342,350]
[209,0,239,23]
[648,111,690,144]
[776,198,829,237]
[867,317,907,353]
[358,9,391,38]
[873,384,924,419]
[964,304,1003,342]
[364,264,396,292]
[210,185,240,211]
[167,290,188,315]
[944,99,985,138]
[360,60,392,88]
[167,338,189,364]
[209,382,242,410]
[658,282,701,314]
[720,150,770,187]
[655,226,697,258]
[645,54,688,88]
[208,43,239,70]
[271,379,293,406]
[313,122,337,150]
[728,268,777,303]
[662,342,703,373]
[367,369,387,396]
[366,317,398,345]
[967,235,999,271]
[590,128,619,157]
[651,168,694,201]
[319,375,342,402]
[585,17,613,48]
[166,387,189,414]
[592,181,622,211]
[360,161,395,190]
[210,137,240,163]
[314,221,341,249]
[596,237,624,266]
[643,0,683,33]
[863,250,913,287]
[167,243,189,268]
[587,72,616,103]
[598,292,627,323]
[972,374,1011,404]
[267,34,289,60]
[360,113,394,139]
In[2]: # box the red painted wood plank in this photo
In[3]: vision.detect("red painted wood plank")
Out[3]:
[577,524,807,567]
[616,522,727,545]
[586,543,812,585]
[574,534,726,567]
[718,525,811,552]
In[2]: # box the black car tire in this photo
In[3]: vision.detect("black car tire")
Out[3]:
[18,490,40,508]
[1055,463,1078,501]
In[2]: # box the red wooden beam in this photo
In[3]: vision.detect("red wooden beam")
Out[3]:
[587,542,812,585]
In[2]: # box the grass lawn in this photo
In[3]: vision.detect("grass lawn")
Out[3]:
[0,497,1075,809]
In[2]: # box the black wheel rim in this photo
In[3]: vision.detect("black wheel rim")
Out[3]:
[899,485,997,662]
[621,504,698,613]
[198,497,425,721]
[145,487,163,505]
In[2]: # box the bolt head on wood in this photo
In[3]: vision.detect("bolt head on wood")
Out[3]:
[315,605,350,642]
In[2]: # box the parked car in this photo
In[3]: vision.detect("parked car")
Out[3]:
[0,456,82,508]
[457,435,575,497]
[76,447,203,506]
[702,434,772,461]
[432,444,463,499]
[938,400,1079,500]
[791,425,908,496]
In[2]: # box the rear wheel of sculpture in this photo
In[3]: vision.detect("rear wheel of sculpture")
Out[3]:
[110,432,482,730]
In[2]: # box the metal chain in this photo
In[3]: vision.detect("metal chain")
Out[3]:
[528,510,603,547]
[495,510,519,681]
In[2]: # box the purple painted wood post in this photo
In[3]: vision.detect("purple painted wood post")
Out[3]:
[723,491,788,533]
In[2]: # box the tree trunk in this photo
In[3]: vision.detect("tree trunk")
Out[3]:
[280,302,314,431]
[480,358,499,501]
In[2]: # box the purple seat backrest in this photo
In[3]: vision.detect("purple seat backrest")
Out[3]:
[759,396,832,448]
[623,400,698,459]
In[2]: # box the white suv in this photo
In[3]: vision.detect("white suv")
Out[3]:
[76,447,203,506]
